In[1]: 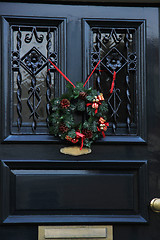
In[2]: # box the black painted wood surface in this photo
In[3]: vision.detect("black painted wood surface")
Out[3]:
[1,160,147,223]
[0,2,160,240]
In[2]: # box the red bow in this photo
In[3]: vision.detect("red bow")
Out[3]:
[86,102,102,114]
[97,122,109,138]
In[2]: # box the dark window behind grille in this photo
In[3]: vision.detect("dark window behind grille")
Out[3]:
[92,28,137,134]
[10,18,66,135]
[83,19,146,138]
[12,26,57,132]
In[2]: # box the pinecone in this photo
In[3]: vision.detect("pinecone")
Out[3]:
[79,91,87,100]
[82,129,93,139]
[59,123,69,133]
[60,99,70,109]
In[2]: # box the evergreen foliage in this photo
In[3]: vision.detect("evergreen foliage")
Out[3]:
[49,82,108,148]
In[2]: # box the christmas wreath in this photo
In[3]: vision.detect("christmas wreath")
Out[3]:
[49,60,109,149]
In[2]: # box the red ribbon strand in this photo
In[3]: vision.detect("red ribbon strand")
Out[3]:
[110,71,116,94]
[97,127,105,138]
[48,59,76,88]
[76,131,85,150]
[83,60,101,87]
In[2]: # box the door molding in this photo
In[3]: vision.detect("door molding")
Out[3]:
[0,160,148,224]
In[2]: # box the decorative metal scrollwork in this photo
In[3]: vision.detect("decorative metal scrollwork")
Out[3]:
[11,27,22,130]
[20,47,47,76]
[126,75,131,133]
[102,28,123,45]
[108,88,122,133]
[25,27,44,43]
[20,46,46,131]
[12,26,58,132]
[128,53,137,71]
[46,28,52,126]
[125,29,136,133]
[92,27,137,135]
[27,82,41,131]
[101,47,127,74]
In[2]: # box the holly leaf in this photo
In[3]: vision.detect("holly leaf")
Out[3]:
[50,113,59,124]
[64,115,74,128]
[91,89,98,97]
[76,82,84,90]
[61,93,72,100]
[86,87,92,93]
[84,139,92,148]
[86,95,94,102]
[49,124,59,135]
[91,121,98,132]
[52,105,58,111]
[83,120,90,129]
[77,99,85,111]
[99,101,108,112]
[87,107,96,116]
[68,129,76,138]
[92,133,99,141]
[66,82,74,91]
[51,98,60,105]
[70,104,76,111]
[73,88,80,99]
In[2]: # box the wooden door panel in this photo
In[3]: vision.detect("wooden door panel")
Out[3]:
[1,160,147,223]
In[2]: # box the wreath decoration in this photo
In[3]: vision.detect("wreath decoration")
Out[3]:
[49,60,110,149]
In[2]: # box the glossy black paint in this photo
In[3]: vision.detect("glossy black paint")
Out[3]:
[1,15,66,137]
[0,2,160,240]
[83,19,146,138]
[1,160,147,223]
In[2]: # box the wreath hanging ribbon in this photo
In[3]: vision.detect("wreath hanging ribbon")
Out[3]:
[49,59,101,89]
[110,71,116,93]
[76,132,85,150]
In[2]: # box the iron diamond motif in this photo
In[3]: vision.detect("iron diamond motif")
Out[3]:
[20,47,47,76]
[101,47,127,74]
[108,88,122,119]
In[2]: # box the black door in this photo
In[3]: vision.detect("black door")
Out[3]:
[0,1,160,240]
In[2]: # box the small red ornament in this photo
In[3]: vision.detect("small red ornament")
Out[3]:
[98,93,104,101]
[65,134,79,144]
[65,135,72,141]
[97,118,109,138]
[71,138,79,143]
[60,99,70,109]
[99,117,106,124]
[92,103,99,109]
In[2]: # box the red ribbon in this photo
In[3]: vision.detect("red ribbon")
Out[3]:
[110,71,116,93]
[95,103,101,114]
[86,102,101,114]
[97,122,109,138]
[83,60,101,87]
[86,103,92,107]
[48,59,76,88]
[97,127,105,138]
[76,131,85,150]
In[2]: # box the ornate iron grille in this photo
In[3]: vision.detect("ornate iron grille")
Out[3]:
[11,26,59,133]
[91,28,137,135]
